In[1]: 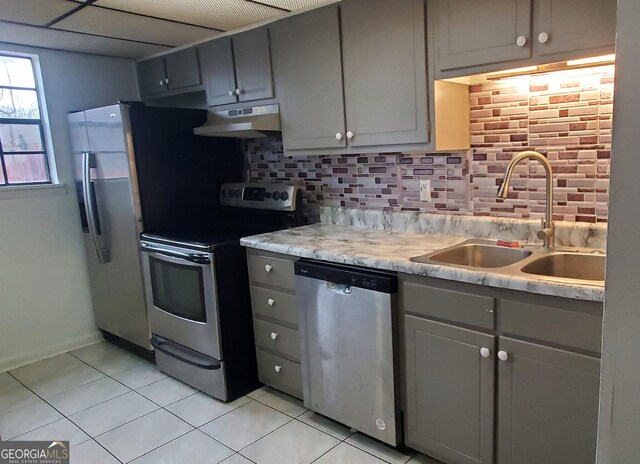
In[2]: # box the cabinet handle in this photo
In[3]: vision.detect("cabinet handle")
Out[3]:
[274,365,282,373]
[158,80,164,86]
[335,132,343,141]
[480,347,491,358]
[516,35,527,47]
[497,350,509,362]
[235,88,242,96]
[267,298,275,306]
[270,332,278,340]
[165,78,170,84]
[538,32,550,44]
[228,90,235,96]
[346,130,354,140]
[264,264,273,273]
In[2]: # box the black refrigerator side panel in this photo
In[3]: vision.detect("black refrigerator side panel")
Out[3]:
[127,104,244,232]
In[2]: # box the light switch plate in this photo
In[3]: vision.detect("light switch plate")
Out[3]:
[420,180,431,201]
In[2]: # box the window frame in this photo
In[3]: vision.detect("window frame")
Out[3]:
[0,51,57,188]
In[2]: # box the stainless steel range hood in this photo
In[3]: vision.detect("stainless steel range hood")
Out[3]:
[193,104,281,138]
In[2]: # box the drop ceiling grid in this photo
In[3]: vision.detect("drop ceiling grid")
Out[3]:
[0,22,168,58]
[53,6,221,47]
[0,0,78,27]
[258,0,336,10]
[93,0,286,30]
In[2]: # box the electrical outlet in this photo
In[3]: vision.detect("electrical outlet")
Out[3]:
[420,180,431,202]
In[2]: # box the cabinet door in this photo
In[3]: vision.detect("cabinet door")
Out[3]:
[233,28,274,102]
[137,57,167,97]
[165,48,201,91]
[497,337,600,464]
[433,0,532,72]
[405,316,495,464]
[341,0,428,147]
[534,0,616,57]
[199,38,238,107]
[270,6,347,150]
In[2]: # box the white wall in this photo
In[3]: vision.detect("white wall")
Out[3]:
[596,0,640,462]
[0,44,139,372]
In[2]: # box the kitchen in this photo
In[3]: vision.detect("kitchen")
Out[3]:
[0,0,638,463]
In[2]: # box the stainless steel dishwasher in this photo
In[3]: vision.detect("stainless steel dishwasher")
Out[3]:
[295,260,401,447]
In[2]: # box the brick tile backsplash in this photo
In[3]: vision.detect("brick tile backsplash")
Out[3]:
[244,65,613,224]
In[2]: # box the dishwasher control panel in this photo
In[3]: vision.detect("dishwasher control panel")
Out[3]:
[294,260,397,294]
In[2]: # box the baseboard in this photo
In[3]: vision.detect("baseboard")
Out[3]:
[0,331,104,373]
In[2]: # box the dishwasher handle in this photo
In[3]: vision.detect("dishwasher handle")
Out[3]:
[295,259,397,294]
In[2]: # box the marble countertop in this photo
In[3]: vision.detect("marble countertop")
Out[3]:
[240,223,604,302]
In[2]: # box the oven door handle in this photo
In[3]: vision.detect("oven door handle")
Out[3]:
[141,245,211,265]
[151,336,221,370]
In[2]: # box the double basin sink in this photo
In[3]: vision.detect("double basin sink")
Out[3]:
[411,239,605,285]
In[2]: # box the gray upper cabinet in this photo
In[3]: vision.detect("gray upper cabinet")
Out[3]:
[198,38,237,107]
[137,48,201,98]
[533,0,617,57]
[199,27,274,107]
[233,28,274,102]
[433,0,532,72]
[137,57,167,97]
[341,0,428,147]
[271,6,347,150]
[497,337,600,464]
[405,316,495,464]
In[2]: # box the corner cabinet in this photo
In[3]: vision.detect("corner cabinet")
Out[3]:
[432,0,617,77]
[198,27,274,107]
[401,275,602,464]
[137,48,201,98]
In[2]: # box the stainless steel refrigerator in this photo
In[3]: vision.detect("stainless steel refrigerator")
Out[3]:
[68,102,243,350]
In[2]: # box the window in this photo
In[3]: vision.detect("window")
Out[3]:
[0,53,52,186]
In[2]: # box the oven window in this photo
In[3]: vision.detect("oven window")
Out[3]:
[149,257,206,322]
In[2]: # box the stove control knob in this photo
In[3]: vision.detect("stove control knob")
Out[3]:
[273,191,281,200]
[274,365,282,373]
[271,332,278,340]
[221,190,227,197]
[280,191,289,201]
[265,192,272,199]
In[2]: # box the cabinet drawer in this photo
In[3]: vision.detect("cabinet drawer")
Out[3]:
[250,285,298,327]
[254,319,301,362]
[256,350,302,399]
[248,253,296,291]
[402,281,496,330]
[500,299,603,354]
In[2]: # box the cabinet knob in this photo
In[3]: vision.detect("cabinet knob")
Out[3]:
[267,298,275,306]
[274,365,282,373]
[165,78,170,84]
[264,264,273,273]
[480,347,491,358]
[335,132,343,141]
[270,332,278,340]
[538,32,549,44]
[235,88,242,96]
[498,350,509,362]
[346,130,354,140]
[228,90,235,96]
[159,80,164,86]
[516,35,527,47]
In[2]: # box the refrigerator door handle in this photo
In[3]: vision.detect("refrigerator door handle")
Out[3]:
[82,152,109,264]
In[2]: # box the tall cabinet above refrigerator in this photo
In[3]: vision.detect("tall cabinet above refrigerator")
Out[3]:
[68,102,243,350]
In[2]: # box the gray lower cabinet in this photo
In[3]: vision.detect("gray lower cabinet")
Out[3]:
[137,48,201,98]
[497,337,600,464]
[405,316,495,464]
[199,27,273,107]
[271,5,347,150]
[341,0,428,147]
[432,0,532,73]
[246,249,302,399]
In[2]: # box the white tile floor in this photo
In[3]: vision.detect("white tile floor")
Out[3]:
[0,341,442,464]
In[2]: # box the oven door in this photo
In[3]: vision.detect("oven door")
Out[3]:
[141,244,222,360]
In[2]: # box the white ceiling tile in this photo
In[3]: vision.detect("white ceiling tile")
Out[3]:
[53,6,220,46]
[94,0,283,30]
[0,0,78,26]
[0,21,168,58]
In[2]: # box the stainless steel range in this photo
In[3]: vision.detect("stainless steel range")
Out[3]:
[140,183,303,401]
